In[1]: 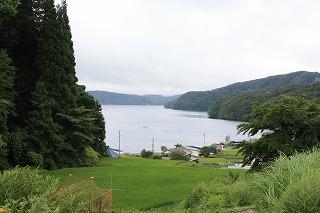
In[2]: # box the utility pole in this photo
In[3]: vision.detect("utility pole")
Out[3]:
[203,132,206,147]
[110,174,112,189]
[152,138,155,152]
[118,131,121,158]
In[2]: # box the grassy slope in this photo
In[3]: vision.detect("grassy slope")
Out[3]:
[44,148,243,211]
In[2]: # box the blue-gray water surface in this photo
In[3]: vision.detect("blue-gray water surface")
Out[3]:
[103,105,252,153]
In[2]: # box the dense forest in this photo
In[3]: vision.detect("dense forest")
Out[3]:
[89,91,180,105]
[165,71,320,111]
[0,0,106,170]
[209,82,320,121]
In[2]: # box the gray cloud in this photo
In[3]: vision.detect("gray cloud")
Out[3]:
[64,0,320,95]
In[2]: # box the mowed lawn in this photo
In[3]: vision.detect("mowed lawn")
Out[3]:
[44,149,243,210]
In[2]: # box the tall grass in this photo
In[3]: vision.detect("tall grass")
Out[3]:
[183,171,253,211]
[0,167,90,213]
[252,149,320,212]
[183,150,320,212]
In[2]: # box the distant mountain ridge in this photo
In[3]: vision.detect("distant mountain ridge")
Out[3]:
[88,91,180,105]
[208,82,320,121]
[165,71,320,111]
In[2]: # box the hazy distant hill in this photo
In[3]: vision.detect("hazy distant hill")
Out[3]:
[88,91,180,105]
[165,71,320,111]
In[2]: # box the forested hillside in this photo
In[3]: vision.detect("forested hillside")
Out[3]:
[89,91,179,105]
[165,71,320,111]
[0,0,106,170]
[209,83,320,121]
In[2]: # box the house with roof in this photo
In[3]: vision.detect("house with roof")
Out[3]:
[168,144,199,162]
[106,146,122,158]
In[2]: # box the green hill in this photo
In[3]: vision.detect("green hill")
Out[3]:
[88,91,180,105]
[208,82,320,121]
[165,71,320,111]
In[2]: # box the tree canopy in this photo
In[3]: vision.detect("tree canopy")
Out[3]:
[237,96,320,171]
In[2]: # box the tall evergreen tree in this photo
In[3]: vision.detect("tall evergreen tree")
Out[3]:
[0,50,15,134]
[0,0,39,128]
[0,49,16,171]
[11,0,38,127]
[0,0,107,169]
[25,0,66,168]
[75,85,107,155]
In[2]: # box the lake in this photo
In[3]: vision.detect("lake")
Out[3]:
[102,105,253,153]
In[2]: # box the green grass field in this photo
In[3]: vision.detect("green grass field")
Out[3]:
[44,148,243,211]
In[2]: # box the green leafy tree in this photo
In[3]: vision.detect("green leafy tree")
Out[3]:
[237,96,320,171]
[140,149,153,158]
[161,145,168,153]
[200,146,217,157]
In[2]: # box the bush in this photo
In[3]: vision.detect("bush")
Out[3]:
[200,146,217,157]
[0,167,90,212]
[0,135,9,171]
[169,149,189,161]
[141,149,153,158]
[27,151,43,167]
[152,154,162,159]
[226,178,253,207]
[82,146,101,166]
[6,129,26,165]
[185,182,229,210]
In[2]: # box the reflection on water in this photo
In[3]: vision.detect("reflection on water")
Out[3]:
[103,105,254,153]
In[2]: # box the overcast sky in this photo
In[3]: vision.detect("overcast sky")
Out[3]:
[64,0,320,95]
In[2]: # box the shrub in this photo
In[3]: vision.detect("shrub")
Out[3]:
[169,149,189,161]
[0,167,58,212]
[0,135,9,171]
[82,146,101,166]
[152,154,162,159]
[185,182,213,208]
[27,151,43,167]
[200,146,217,157]
[185,182,229,210]
[141,149,153,158]
[6,129,26,165]
[226,178,253,207]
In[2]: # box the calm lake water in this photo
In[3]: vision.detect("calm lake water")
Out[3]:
[102,105,252,153]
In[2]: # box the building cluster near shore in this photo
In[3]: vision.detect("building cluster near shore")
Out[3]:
[105,138,251,169]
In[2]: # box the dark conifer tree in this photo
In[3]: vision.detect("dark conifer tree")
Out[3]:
[11,0,39,127]
[0,0,107,169]
[0,49,16,170]
[25,0,65,168]
[75,85,107,155]
[0,0,39,128]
